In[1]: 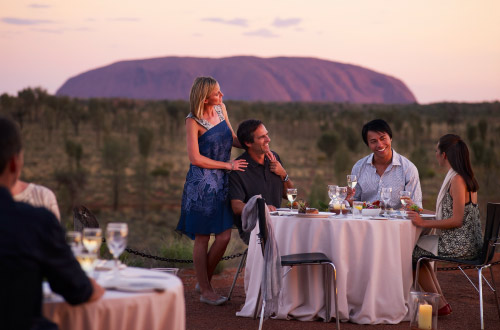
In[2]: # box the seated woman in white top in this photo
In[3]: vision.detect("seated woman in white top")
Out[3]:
[12,179,61,222]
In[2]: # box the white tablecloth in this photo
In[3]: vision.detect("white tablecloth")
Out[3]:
[43,267,185,330]
[236,214,421,324]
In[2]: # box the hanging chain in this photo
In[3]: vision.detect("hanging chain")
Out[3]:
[103,239,500,269]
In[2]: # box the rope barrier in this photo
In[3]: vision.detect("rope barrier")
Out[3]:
[123,246,245,264]
[122,244,500,270]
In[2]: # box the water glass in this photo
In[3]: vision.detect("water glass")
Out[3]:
[328,185,338,203]
[381,187,392,216]
[337,186,348,202]
[106,222,129,275]
[352,201,363,218]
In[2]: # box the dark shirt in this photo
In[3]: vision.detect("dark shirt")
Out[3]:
[0,187,93,330]
[229,151,285,244]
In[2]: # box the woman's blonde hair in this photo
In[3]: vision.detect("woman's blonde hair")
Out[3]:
[189,76,218,119]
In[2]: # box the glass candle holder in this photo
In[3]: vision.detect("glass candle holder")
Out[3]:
[409,291,440,330]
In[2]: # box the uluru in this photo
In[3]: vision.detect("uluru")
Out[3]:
[56,56,417,104]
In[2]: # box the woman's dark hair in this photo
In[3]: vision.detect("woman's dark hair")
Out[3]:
[0,115,22,173]
[361,119,392,146]
[438,134,479,192]
[237,119,263,150]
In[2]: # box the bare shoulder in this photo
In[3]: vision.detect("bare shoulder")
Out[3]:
[185,117,201,134]
[450,174,467,198]
[220,102,228,114]
[451,174,466,186]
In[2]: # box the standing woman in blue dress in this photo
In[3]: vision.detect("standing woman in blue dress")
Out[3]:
[177,77,247,305]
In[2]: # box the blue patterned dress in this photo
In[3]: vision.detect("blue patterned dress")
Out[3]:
[176,106,234,239]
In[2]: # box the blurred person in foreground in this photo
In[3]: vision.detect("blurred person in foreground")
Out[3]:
[229,119,294,244]
[176,77,247,306]
[409,134,482,316]
[347,119,422,209]
[0,115,104,330]
[12,179,61,222]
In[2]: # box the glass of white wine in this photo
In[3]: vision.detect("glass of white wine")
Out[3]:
[286,188,297,211]
[76,252,98,277]
[399,191,411,219]
[347,175,357,189]
[83,228,102,255]
[106,222,128,275]
[381,187,392,216]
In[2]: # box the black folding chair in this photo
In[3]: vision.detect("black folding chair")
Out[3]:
[254,198,340,330]
[414,202,500,330]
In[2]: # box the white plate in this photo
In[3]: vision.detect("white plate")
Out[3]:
[368,216,388,220]
[294,213,331,218]
[104,280,165,292]
[420,214,435,218]
[278,208,296,212]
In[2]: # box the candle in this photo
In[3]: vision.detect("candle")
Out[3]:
[418,304,433,329]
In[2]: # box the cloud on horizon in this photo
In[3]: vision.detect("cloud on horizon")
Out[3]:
[28,3,51,9]
[202,17,248,27]
[272,17,301,28]
[1,17,54,25]
[109,17,141,22]
[243,29,278,38]
[32,26,92,34]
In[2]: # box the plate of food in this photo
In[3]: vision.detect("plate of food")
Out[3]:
[295,213,331,218]
[361,201,382,216]
[102,279,166,292]
[295,208,331,218]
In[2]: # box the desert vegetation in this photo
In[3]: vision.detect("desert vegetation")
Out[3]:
[2,87,500,268]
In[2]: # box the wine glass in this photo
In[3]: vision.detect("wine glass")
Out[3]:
[83,228,102,255]
[399,191,411,218]
[337,187,348,216]
[337,187,347,203]
[347,175,357,189]
[286,188,298,211]
[328,185,338,203]
[66,231,82,256]
[76,251,98,277]
[106,222,128,274]
[381,187,392,216]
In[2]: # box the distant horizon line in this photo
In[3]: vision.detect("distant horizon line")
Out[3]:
[1,86,499,105]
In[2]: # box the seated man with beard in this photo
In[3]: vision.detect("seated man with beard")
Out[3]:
[229,119,294,244]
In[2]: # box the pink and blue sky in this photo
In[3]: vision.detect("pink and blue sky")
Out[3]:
[1,0,499,103]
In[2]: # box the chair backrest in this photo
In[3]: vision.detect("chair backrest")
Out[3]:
[480,202,500,263]
[256,198,267,257]
[73,205,100,232]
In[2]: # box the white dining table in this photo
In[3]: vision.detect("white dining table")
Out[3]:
[43,267,185,330]
[236,213,422,324]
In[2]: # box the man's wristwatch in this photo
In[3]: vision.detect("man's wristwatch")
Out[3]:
[282,174,289,182]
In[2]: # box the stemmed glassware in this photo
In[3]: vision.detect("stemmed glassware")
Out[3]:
[106,222,129,275]
[399,191,411,219]
[381,187,392,216]
[287,188,298,211]
[347,175,357,189]
[82,228,102,254]
[328,185,338,204]
[336,187,348,216]
[66,231,82,256]
[337,187,347,203]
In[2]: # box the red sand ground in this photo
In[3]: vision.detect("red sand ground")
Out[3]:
[178,254,500,330]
